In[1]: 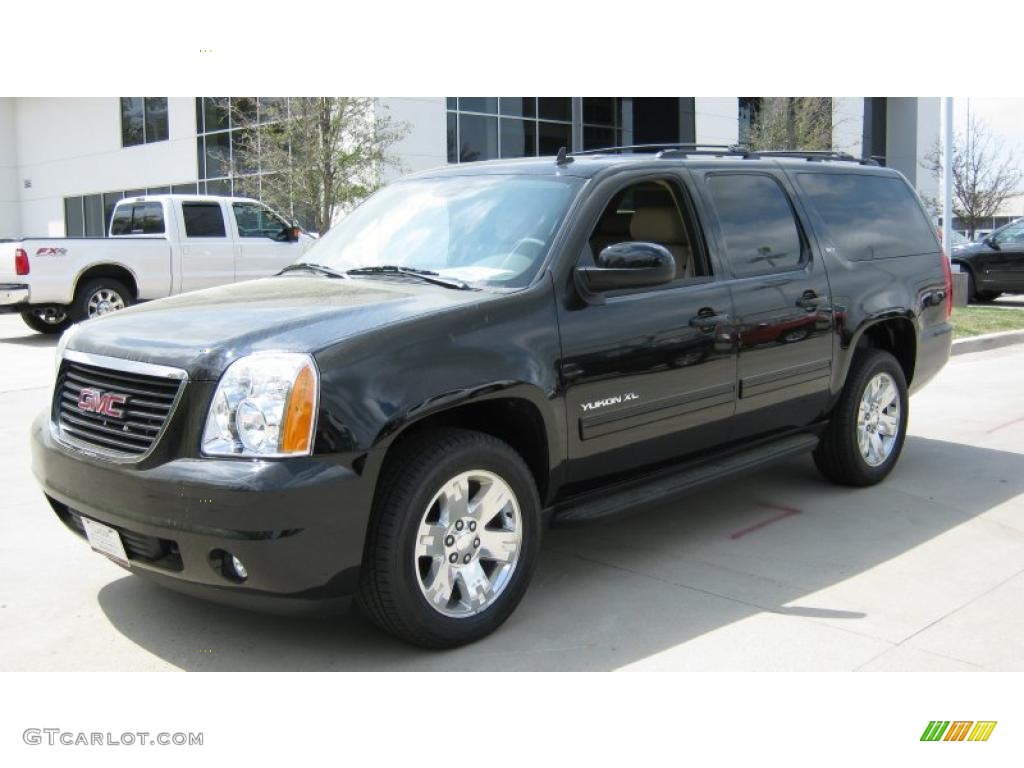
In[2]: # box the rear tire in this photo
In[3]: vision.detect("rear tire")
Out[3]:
[357,428,541,649]
[964,269,999,302]
[20,307,71,335]
[814,349,908,487]
[70,278,132,323]
[966,269,977,302]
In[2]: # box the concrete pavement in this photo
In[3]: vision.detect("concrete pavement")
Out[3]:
[1,313,1022,671]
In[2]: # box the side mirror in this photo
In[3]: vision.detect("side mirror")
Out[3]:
[280,226,300,243]
[985,235,1000,250]
[576,242,676,293]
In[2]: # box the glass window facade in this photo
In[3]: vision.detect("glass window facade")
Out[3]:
[195,96,283,198]
[120,97,168,147]
[446,97,697,161]
[65,182,198,236]
[446,97,575,163]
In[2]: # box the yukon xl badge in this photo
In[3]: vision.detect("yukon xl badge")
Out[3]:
[580,392,639,412]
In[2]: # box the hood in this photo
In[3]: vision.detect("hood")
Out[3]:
[952,241,990,258]
[66,275,493,380]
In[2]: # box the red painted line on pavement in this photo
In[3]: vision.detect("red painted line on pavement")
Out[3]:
[729,504,801,540]
[986,415,1024,435]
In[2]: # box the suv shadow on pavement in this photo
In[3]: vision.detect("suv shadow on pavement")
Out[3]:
[95,435,1024,671]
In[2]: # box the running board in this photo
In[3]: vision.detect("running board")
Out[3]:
[552,433,819,525]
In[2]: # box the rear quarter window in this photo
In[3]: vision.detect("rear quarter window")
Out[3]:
[109,202,165,235]
[795,173,939,260]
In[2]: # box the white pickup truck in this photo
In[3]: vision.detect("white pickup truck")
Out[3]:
[0,194,315,333]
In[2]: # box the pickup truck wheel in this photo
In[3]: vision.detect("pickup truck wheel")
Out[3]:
[357,428,541,649]
[72,278,132,322]
[20,307,71,335]
[814,349,908,487]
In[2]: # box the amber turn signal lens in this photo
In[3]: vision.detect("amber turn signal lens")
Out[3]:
[280,363,317,454]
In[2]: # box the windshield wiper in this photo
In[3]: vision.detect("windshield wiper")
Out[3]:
[279,262,347,279]
[344,265,473,290]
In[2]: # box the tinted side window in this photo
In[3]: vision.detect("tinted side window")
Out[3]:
[182,203,226,237]
[109,202,165,235]
[232,202,288,238]
[796,173,938,260]
[137,202,165,234]
[992,219,1024,246]
[109,205,132,235]
[705,174,803,277]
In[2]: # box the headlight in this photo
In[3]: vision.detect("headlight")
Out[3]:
[202,353,319,457]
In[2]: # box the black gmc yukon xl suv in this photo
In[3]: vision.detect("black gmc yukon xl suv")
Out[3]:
[31,146,953,648]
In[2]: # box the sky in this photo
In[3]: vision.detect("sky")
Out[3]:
[953,97,1024,163]
[953,98,1024,215]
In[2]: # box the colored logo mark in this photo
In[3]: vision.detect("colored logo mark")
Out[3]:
[921,721,997,742]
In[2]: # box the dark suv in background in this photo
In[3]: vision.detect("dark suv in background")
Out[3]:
[952,217,1024,302]
[32,145,952,648]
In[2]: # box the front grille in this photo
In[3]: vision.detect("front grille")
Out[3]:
[54,357,184,458]
[52,501,184,571]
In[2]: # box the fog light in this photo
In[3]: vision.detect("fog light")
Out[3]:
[230,555,248,580]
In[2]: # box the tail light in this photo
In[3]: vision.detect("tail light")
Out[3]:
[940,251,953,319]
[14,248,29,276]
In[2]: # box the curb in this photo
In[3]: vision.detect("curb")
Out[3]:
[952,329,1024,356]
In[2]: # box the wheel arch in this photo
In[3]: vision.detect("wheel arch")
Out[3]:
[846,316,917,388]
[372,386,559,506]
[73,262,139,302]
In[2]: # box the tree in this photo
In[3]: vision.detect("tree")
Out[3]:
[924,116,1022,239]
[746,97,833,152]
[231,98,408,235]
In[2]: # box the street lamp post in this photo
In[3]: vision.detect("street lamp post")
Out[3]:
[941,97,954,263]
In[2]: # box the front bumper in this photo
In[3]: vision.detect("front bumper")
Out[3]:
[31,413,381,613]
[0,283,29,312]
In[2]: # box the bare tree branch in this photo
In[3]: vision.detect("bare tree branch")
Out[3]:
[923,115,1022,239]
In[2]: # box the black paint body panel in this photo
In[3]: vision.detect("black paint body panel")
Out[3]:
[31,154,952,608]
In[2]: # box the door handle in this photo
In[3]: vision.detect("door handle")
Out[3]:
[689,309,729,331]
[560,362,584,380]
[796,291,825,310]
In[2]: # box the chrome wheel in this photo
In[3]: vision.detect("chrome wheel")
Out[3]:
[86,288,126,317]
[414,469,522,618]
[31,306,68,325]
[857,372,901,467]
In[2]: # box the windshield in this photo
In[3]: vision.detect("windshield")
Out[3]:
[296,175,583,288]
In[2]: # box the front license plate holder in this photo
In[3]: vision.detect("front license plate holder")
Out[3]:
[81,517,130,568]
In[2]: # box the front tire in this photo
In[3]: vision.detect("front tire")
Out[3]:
[357,428,541,649]
[814,349,908,487]
[20,306,71,334]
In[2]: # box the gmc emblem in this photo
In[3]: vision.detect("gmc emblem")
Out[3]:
[77,387,127,418]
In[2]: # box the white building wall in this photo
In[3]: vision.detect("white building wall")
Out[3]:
[0,99,20,238]
[378,97,447,179]
[694,97,739,144]
[14,97,197,236]
[913,97,939,203]
[832,97,865,156]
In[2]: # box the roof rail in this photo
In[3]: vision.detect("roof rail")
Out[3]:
[572,143,744,156]
[571,143,879,166]
[747,150,879,166]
